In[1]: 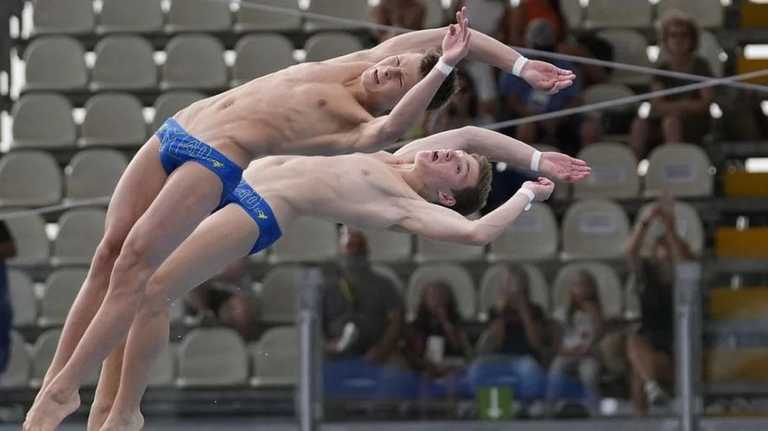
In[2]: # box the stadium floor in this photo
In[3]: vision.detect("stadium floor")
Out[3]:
[2,418,768,431]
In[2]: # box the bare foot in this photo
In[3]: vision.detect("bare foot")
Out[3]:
[23,389,80,431]
[87,403,114,431]
[100,411,144,431]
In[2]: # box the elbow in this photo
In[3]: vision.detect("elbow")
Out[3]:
[464,224,494,246]
[456,125,482,143]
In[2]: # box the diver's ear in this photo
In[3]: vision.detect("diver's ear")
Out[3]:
[437,190,456,207]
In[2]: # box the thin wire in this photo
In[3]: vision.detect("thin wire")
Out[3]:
[481,68,768,131]
[4,70,761,220]
[227,0,768,94]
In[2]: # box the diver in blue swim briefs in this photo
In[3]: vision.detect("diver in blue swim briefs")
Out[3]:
[87,125,590,429]
[27,9,577,430]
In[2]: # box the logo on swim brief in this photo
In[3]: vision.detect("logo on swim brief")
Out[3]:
[210,160,224,168]
[257,210,269,220]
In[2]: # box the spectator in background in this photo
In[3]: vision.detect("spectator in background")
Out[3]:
[405,280,472,378]
[476,266,550,363]
[371,0,426,43]
[625,197,695,414]
[629,12,713,159]
[183,257,258,340]
[0,220,17,375]
[547,271,604,416]
[473,266,550,403]
[503,0,567,48]
[322,228,404,365]
[498,19,582,155]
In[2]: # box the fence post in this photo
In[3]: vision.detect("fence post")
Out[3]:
[676,262,702,431]
[297,266,323,431]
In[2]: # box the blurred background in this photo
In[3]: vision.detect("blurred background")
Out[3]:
[1,0,768,429]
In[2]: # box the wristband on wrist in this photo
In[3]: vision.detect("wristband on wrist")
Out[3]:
[512,55,529,77]
[435,57,454,76]
[530,150,542,172]
[517,188,535,211]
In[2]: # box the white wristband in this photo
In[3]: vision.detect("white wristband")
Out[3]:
[517,188,535,211]
[512,55,529,77]
[435,57,454,76]
[530,150,542,172]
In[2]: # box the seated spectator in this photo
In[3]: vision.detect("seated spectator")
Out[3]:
[183,257,258,340]
[629,12,713,158]
[472,266,550,402]
[625,197,695,414]
[547,271,604,416]
[497,19,582,155]
[429,69,493,133]
[322,228,405,365]
[404,280,472,379]
[371,0,426,43]
[0,220,16,375]
[477,266,550,361]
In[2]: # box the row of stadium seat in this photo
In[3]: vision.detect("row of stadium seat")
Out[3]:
[18,29,727,95]
[0,140,714,211]
[8,260,639,330]
[2,197,703,269]
[10,86,650,151]
[1,326,298,389]
[21,33,362,93]
[26,0,726,39]
[560,0,724,30]
[27,0,435,36]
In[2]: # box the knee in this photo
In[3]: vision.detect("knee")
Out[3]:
[139,274,174,318]
[114,232,155,275]
[92,232,125,269]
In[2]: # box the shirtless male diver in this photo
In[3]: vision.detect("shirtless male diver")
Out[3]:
[25,7,575,430]
[94,125,589,431]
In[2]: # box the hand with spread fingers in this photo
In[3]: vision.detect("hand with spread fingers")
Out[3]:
[441,6,472,66]
[521,60,576,94]
[539,152,592,182]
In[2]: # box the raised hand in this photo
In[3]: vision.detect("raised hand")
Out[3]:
[441,6,471,67]
[522,177,554,202]
[520,60,576,94]
[539,152,591,183]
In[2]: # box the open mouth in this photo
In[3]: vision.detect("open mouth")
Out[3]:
[374,69,380,85]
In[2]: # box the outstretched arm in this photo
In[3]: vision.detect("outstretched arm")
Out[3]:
[335,7,575,93]
[353,15,471,151]
[394,126,591,183]
[397,178,554,245]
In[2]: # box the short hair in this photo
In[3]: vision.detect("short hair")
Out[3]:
[660,10,699,53]
[420,49,457,111]
[449,154,493,216]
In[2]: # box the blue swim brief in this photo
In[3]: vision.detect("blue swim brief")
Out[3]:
[155,118,243,205]
[219,180,283,255]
